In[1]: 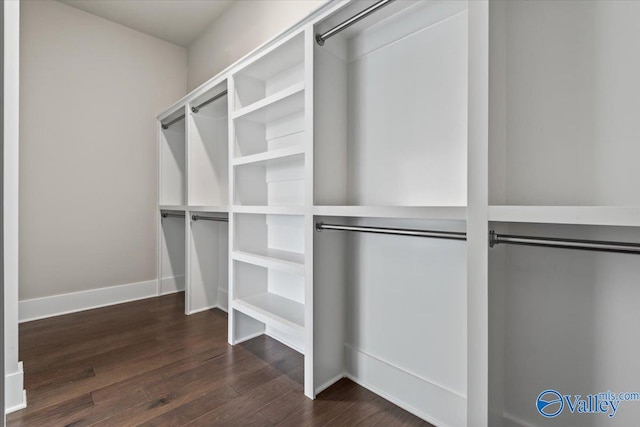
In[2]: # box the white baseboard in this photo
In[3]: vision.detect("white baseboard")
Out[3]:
[315,372,345,396]
[217,288,228,312]
[19,279,159,323]
[232,330,265,345]
[344,344,466,427]
[6,361,26,414]
[187,305,219,315]
[160,276,185,295]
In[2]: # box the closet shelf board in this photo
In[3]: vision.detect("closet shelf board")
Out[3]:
[233,145,305,167]
[187,206,230,213]
[233,250,305,276]
[233,293,305,338]
[488,206,640,227]
[231,82,305,123]
[313,205,467,220]
[159,205,187,212]
[233,206,306,215]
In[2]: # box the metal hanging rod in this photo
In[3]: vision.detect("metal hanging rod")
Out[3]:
[191,90,228,114]
[316,222,466,241]
[161,211,185,219]
[192,214,228,223]
[316,0,395,46]
[161,89,228,128]
[489,231,640,255]
[161,114,185,130]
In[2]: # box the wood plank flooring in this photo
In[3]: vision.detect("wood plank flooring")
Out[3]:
[8,293,432,426]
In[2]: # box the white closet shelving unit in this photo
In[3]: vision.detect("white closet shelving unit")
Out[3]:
[312,1,469,425]
[487,1,640,426]
[186,81,230,314]
[227,28,315,396]
[156,1,640,425]
[158,80,230,314]
[158,105,188,297]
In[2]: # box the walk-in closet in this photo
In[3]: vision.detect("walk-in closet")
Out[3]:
[7,0,640,425]
[154,0,640,425]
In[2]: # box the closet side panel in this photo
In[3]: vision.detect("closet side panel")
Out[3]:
[188,219,219,313]
[501,224,640,426]
[501,1,640,205]
[217,222,229,311]
[160,217,186,294]
[313,42,348,205]
[346,9,468,206]
[345,219,467,427]
[160,121,186,206]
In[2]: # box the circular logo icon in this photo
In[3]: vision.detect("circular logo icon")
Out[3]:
[537,389,564,418]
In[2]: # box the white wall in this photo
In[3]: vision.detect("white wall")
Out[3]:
[19,1,187,301]
[187,0,324,91]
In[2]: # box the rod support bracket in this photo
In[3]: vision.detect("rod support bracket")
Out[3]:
[489,230,496,247]
[315,221,324,231]
[315,34,325,46]
[191,106,199,114]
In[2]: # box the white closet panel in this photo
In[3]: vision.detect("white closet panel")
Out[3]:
[159,214,185,295]
[159,114,186,206]
[487,2,640,426]
[187,215,228,314]
[490,223,640,426]
[314,217,468,426]
[315,0,468,207]
[490,0,640,206]
[188,85,228,207]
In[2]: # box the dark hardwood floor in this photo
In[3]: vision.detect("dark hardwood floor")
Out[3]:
[8,293,432,426]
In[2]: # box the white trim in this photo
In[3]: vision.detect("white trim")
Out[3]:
[186,305,218,315]
[344,372,449,427]
[5,0,23,416]
[5,362,26,414]
[231,330,265,346]
[19,280,159,323]
[344,343,465,399]
[160,276,185,295]
[345,345,466,427]
[314,372,345,396]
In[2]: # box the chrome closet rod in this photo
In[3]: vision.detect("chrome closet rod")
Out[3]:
[315,222,467,241]
[191,214,228,223]
[191,90,228,113]
[161,211,185,219]
[489,231,640,255]
[161,114,185,130]
[315,0,395,46]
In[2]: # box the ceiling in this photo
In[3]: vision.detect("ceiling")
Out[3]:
[58,0,234,47]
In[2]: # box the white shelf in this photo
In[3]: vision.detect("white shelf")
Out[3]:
[159,205,187,211]
[488,206,640,227]
[188,205,229,213]
[233,206,305,215]
[232,249,305,276]
[232,145,305,167]
[231,82,305,123]
[233,293,305,338]
[313,205,467,221]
